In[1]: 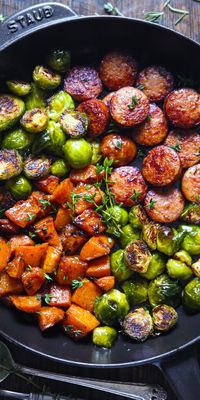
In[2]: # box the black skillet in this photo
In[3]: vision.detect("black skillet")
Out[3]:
[0,3,199,400]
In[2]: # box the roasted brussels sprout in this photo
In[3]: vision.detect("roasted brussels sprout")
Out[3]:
[119,224,141,248]
[152,304,178,332]
[142,222,160,251]
[25,83,46,110]
[148,274,181,308]
[21,108,48,133]
[181,204,200,225]
[166,259,192,280]
[122,278,148,306]
[92,326,117,348]
[129,205,149,230]
[47,91,75,121]
[60,111,89,138]
[47,49,71,73]
[181,226,200,255]
[183,278,200,311]
[33,65,61,90]
[7,80,32,97]
[191,260,200,278]
[32,121,66,156]
[2,128,33,150]
[111,249,133,282]
[0,95,25,132]
[63,138,92,169]
[88,139,102,164]
[124,240,152,273]
[174,250,192,266]
[123,308,153,342]
[140,252,166,280]
[51,159,69,177]
[24,155,51,180]
[0,150,22,180]
[107,206,129,228]
[94,289,130,326]
[6,175,32,199]
[157,226,183,256]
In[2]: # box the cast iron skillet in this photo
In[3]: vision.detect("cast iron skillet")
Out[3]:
[0,3,199,399]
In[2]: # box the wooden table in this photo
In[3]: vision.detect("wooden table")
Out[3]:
[0,1,199,399]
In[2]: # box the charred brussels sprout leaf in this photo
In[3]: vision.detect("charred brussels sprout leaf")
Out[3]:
[119,224,141,248]
[181,204,200,225]
[32,121,66,157]
[51,159,69,177]
[183,278,200,312]
[122,278,148,306]
[140,252,166,280]
[0,95,25,132]
[6,175,32,199]
[60,111,89,138]
[148,274,181,308]
[25,83,46,110]
[47,49,71,73]
[63,138,92,169]
[6,80,31,97]
[111,249,133,282]
[157,226,183,256]
[21,108,48,133]
[0,149,22,180]
[47,91,75,121]
[123,308,153,342]
[92,326,117,348]
[107,206,129,229]
[33,65,61,90]
[191,259,200,278]
[87,139,102,165]
[124,240,152,273]
[152,304,178,332]
[142,222,160,251]
[129,205,149,230]
[24,155,51,180]
[2,128,33,150]
[94,289,130,326]
[166,259,192,280]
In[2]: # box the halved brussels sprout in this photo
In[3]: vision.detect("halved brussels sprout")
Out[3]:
[148,274,181,308]
[51,159,69,177]
[94,289,130,326]
[33,65,61,90]
[157,226,183,256]
[92,326,117,348]
[0,95,25,132]
[181,226,200,255]
[0,149,22,180]
[63,138,92,169]
[122,278,148,306]
[6,80,31,97]
[24,155,51,180]
[191,260,200,278]
[142,222,160,251]
[174,250,192,266]
[183,278,200,312]
[140,252,166,280]
[6,175,32,199]
[152,304,178,332]
[60,111,89,138]
[88,139,102,165]
[107,206,129,228]
[2,128,33,150]
[25,83,46,110]
[166,259,192,280]
[47,91,75,121]
[124,240,152,273]
[129,205,149,230]
[123,308,153,342]
[119,224,141,248]
[32,121,66,157]
[47,49,71,73]
[111,249,133,282]
[181,204,200,225]
[21,108,48,133]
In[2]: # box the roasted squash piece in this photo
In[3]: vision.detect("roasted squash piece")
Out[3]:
[71,183,104,215]
[0,237,11,272]
[36,175,59,194]
[0,271,24,297]
[22,267,46,295]
[49,283,71,308]
[59,224,87,255]
[38,306,65,331]
[70,165,104,184]
[95,276,115,292]
[9,295,41,313]
[72,279,102,312]
[86,255,111,278]
[34,216,62,248]
[5,198,40,228]
[74,209,105,235]
[80,235,114,261]
[56,256,88,285]
[50,178,74,206]
[42,246,62,273]
[54,207,72,231]
[9,234,34,257]
[63,304,100,339]
[15,243,48,268]
[30,191,53,218]
[7,256,25,279]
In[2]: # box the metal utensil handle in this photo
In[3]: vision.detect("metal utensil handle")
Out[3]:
[0,2,77,51]
[17,363,167,400]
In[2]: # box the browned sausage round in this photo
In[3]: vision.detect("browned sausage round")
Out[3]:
[77,99,109,136]
[142,145,181,186]
[144,188,185,223]
[102,92,115,108]
[132,103,168,146]
[64,66,102,102]
[136,65,174,102]
[110,87,150,127]
[164,129,200,169]
[182,163,200,203]
[101,134,137,166]
[99,52,138,90]
[109,166,147,207]
[164,88,200,128]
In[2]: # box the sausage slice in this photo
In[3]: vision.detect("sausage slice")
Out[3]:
[164,88,200,128]
[182,163,200,203]
[101,134,137,166]
[164,129,200,168]
[136,65,174,102]
[64,66,102,102]
[144,188,185,223]
[77,99,109,136]
[102,92,115,108]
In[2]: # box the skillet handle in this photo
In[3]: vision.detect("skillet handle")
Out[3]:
[0,2,77,51]
[156,345,200,400]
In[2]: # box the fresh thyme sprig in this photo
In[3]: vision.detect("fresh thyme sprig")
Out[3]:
[144,11,164,23]
[104,2,123,16]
